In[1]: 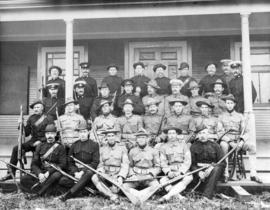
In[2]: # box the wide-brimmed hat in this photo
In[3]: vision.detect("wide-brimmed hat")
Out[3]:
[135,129,149,137]
[145,80,160,89]
[221,94,236,103]
[98,100,112,111]
[170,79,183,86]
[48,66,62,75]
[122,99,134,107]
[163,127,182,134]
[188,81,200,90]
[30,99,45,109]
[45,124,57,132]
[178,62,189,70]
[133,61,145,69]
[168,96,188,106]
[153,63,166,72]
[211,79,227,89]
[196,98,214,109]
[101,128,120,135]
[145,98,161,107]
[63,97,78,107]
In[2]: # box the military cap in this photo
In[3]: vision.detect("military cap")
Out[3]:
[74,80,87,88]
[76,121,88,131]
[48,66,62,75]
[204,92,215,98]
[153,63,166,72]
[46,82,60,90]
[196,98,214,109]
[123,99,134,107]
[190,107,202,116]
[121,79,134,87]
[30,99,45,109]
[220,59,232,66]
[98,99,112,110]
[98,82,109,89]
[170,79,183,86]
[168,96,188,106]
[135,129,149,137]
[229,61,242,69]
[222,94,236,103]
[211,79,227,89]
[145,80,160,89]
[106,64,119,71]
[45,124,57,132]
[133,61,145,69]
[63,97,78,107]
[178,62,189,70]
[194,126,208,134]
[163,127,182,134]
[145,98,161,107]
[79,62,90,69]
[101,127,120,135]
[188,80,200,90]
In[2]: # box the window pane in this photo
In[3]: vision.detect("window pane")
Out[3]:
[259,73,270,103]
[251,54,270,66]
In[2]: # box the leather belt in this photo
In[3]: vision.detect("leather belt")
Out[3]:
[133,167,149,174]
[104,165,120,172]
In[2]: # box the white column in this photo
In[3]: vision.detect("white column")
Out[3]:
[241,12,256,149]
[64,18,74,98]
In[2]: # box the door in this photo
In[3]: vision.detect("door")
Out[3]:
[127,41,189,79]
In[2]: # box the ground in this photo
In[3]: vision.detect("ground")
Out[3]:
[1,192,270,210]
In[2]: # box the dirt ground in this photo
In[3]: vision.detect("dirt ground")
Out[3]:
[1,191,270,210]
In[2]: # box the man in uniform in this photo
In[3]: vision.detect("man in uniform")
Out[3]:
[20,124,66,198]
[217,94,262,183]
[159,127,193,202]
[101,64,123,96]
[220,59,234,90]
[153,63,171,95]
[75,62,98,98]
[57,98,86,147]
[131,62,151,97]
[123,130,160,192]
[142,80,165,115]
[177,62,197,97]
[42,66,65,99]
[229,61,257,113]
[92,128,129,203]
[0,100,54,181]
[58,122,100,201]
[187,81,204,113]
[117,99,143,150]
[117,79,145,115]
[190,127,225,199]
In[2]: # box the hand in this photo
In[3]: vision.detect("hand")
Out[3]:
[33,141,41,147]
[204,166,214,178]
[44,171,49,179]
[75,171,84,179]
[117,176,124,184]
[168,171,176,179]
[198,171,206,181]
[18,118,23,124]
[38,173,47,183]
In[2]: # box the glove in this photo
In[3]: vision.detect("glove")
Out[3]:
[38,173,47,183]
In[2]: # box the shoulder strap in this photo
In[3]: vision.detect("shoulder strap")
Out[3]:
[34,114,47,127]
[41,143,59,161]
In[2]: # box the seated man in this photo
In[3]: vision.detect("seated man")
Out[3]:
[20,124,66,198]
[58,122,100,201]
[159,127,193,202]
[92,128,129,203]
[123,130,160,191]
[190,127,225,199]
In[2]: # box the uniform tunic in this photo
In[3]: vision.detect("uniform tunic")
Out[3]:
[155,77,171,95]
[117,93,145,115]
[199,74,226,96]
[43,97,65,120]
[165,113,195,134]
[131,75,151,97]
[164,93,190,116]
[208,94,227,117]
[90,95,114,120]
[76,76,98,98]
[75,95,94,121]
[142,113,164,136]
[178,76,197,97]
[43,78,65,99]
[101,75,123,96]
[142,94,165,115]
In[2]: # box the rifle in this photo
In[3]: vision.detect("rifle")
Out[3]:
[73,90,81,114]
[110,91,117,110]
[45,161,96,195]
[71,156,140,205]
[55,107,64,141]
[18,105,27,178]
[149,113,166,147]
[124,175,165,183]
[91,122,102,145]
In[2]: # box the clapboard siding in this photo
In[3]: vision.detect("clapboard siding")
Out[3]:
[254,109,270,140]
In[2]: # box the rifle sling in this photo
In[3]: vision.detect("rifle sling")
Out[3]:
[41,143,59,161]
[34,114,47,127]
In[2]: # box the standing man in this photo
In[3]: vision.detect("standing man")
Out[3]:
[159,127,193,202]
[0,100,54,181]
[154,63,171,95]
[131,62,150,97]
[58,122,99,201]
[220,59,234,90]
[92,128,129,203]
[76,62,98,98]
[178,62,197,97]
[101,64,123,96]
[229,61,257,113]
[20,124,66,198]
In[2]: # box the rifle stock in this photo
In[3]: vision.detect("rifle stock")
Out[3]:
[18,105,27,174]
[55,107,64,141]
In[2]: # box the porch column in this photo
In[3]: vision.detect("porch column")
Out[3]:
[240,12,256,149]
[64,18,74,98]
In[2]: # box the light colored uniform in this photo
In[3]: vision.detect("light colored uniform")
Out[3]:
[208,94,227,117]
[142,94,165,115]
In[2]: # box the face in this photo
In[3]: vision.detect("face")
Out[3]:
[65,103,76,114]
[124,84,133,94]
[222,64,231,75]
[135,65,144,75]
[197,129,209,142]
[171,85,181,95]
[136,135,148,148]
[45,132,56,143]
[199,104,210,116]
[167,130,178,141]
[123,104,133,115]
[33,104,44,115]
[108,67,118,76]
[149,104,158,114]
[232,67,241,77]
[225,100,235,111]
[173,102,184,114]
[79,129,89,141]
[147,85,156,95]
[81,68,90,76]
[213,84,224,95]
[180,68,189,77]
[107,133,116,146]
[190,87,199,97]
[206,64,216,76]
[75,86,85,96]
[50,68,59,78]
[155,68,165,78]
[101,103,111,115]
[100,87,110,97]
[48,88,58,97]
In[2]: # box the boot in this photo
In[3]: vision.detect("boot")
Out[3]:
[59,191,73,202]
[0,173,12,182]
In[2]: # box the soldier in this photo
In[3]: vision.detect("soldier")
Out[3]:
[43,82,65,120]
[75,62,98,98]
[123,130,161,191]
[131,62,151,97]
[117,79,145,115]
[117,99,143,150]
[218,94,262,183]
[91,100,119,145]
[159,127,193,202]
[73,79,94,122]
[208,79,227,116]
[101,64,123,96]
[199,63,227,96]
[153,63,171,95]
[90,82,114,120]
[220,59,234,90]
[190,127,225,199]
[58,122,100,201]
[0,100,54,181]
[92,128,129,203]
[188,80,204,112]
[229,61,257,113]
[42,66,65,99]
[142,80,165,115]
[57,98,86,147]
[177,62,197,97]
[20,124,66,198]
